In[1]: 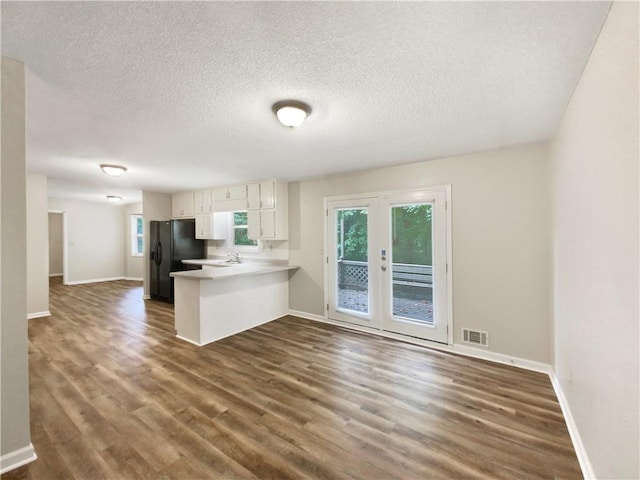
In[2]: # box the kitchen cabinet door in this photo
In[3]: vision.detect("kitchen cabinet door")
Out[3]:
[260,209,276,239]
[213,185,247,212]
[195,213,211,239]
[172,192,195,218]
[228,185,247,200]
[247,210,261,239]
[194,189,212,214]
[247,210,279,239]
[172,193,183,218]
[260,181,275,209]
[182,192,195,217]
[212,187,227,203]
[246,183,261,210]
[196,213,227,239]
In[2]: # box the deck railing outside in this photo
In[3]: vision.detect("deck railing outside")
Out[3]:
[337,260,432,290]
[337,260,434,322]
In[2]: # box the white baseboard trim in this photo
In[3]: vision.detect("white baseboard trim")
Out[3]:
[176,335,203,347]
[27,311,51,320]
[65,276,125,285]
[549,370,595,479]
[287,309,550,374]
[124,277,143,281]
[288,309,325,322]
[142,295,151,300]
[48,273,63,277]
[452,344,551,374]
[0,443,37,474]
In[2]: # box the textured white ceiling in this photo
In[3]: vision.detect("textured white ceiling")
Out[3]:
[2,1,611,203]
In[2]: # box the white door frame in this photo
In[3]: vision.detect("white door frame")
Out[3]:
[324,185,453,345]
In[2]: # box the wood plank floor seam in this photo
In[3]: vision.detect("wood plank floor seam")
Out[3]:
[1,277,582,479]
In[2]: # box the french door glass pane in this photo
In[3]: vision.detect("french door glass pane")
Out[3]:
[391,204,434,325]
[336,208,369,314]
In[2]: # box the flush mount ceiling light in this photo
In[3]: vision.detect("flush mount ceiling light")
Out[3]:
[100,164,127,176]
[272,100,311,128]
[107,195,122,202]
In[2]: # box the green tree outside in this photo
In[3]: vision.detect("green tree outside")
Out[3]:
[337,209,368,262]
[391,204,432,265]
[336,205,432,265]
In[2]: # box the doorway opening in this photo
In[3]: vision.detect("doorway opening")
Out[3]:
[48,211,68,285]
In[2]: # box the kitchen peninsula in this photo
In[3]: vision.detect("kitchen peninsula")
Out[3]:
[170,261,298,346]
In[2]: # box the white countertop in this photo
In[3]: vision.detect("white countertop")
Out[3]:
[182,259,235,266]
[170,262,298,281]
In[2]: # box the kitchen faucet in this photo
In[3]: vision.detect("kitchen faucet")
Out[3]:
[227,252,241,264]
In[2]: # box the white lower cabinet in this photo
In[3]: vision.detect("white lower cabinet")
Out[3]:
[195,213,226,240]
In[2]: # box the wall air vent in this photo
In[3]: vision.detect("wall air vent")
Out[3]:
[462,328,489,347]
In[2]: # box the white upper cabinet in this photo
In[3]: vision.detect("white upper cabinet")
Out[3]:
[228,185,247,200]
[247,183,261,210]
[179,181,287,240]
[172,192,195,218]
[172,194,181,218]
[260,181,275,209]
[193,189,212,214]
[247,209,282,240]
[247,210,261,238]
[195,212,227,240]
[247,180,288,240]
[214,185,246,202]
[260,209,277,239]
[246,180,276,210]
[213,184,247,212]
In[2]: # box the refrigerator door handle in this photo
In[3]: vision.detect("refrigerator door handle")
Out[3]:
[157,241,163,266]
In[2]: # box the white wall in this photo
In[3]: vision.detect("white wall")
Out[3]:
[47,198,125,284]
[26,173,49,317]
[48,212,63,275]
[550,2,639,478]
[1,56,34,471]
[142,191,172,297]
[123,202,143,280]
[289,143,552,364]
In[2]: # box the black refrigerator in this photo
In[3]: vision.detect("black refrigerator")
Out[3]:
[149,219,205,303]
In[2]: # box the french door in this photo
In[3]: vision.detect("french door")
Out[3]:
[327,188,450,344]
[327,198,380,328]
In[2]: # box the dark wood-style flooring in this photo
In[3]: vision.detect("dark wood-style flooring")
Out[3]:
[2,277,582,479]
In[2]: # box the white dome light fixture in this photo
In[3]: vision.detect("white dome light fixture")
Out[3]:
[100,164,127,176]
[273,100,311,128]
[107,195,122,202]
